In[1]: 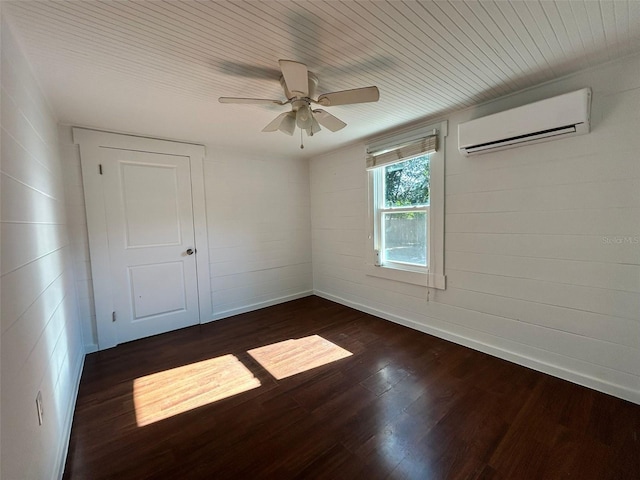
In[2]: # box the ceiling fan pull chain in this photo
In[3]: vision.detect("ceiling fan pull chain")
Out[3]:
[300,128,304,149]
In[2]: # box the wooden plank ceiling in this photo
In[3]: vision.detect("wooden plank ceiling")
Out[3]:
[3,1,640,157]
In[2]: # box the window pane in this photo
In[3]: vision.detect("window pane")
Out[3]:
[384,155,430,208]
[383,212,427,266]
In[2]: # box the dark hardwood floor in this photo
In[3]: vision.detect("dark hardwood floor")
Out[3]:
[63,296,640,479]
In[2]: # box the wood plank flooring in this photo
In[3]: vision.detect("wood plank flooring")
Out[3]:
[63,296,640,479]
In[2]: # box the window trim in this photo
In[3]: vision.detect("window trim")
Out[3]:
[366,121,447,289]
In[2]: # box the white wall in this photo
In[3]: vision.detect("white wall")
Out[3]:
[310,54,640,404]
[1,18,84,480]
[57,135,313,348]
[205,147,312,319]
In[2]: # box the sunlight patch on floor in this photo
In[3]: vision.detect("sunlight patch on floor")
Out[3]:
[248,335,353,380]
[133,354,261,426]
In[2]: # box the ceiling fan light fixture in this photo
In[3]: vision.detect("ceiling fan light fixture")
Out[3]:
[310,116,321,136]
[278,112,296,136]
[262,111,295,134]
[313,109,347,132]
[296,103,313,130]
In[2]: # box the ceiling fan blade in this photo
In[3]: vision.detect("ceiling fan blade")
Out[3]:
[279,60,309,97]
[219,97,284,105]
[313,109,347,132]
[317,86,379,106]
[262,112,296,135]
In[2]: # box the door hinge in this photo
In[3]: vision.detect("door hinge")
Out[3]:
[99,164,103,175]
[112,311,116,322]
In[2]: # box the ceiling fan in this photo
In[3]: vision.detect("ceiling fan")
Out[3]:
[219,60,379,148]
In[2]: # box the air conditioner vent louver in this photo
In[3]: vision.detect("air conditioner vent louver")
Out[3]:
[458,88,591,156]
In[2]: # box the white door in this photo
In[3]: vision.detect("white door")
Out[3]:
[102,148,200,343]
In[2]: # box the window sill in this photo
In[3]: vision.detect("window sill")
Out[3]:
[365,264,446,289]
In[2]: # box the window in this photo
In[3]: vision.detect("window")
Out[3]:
[376,154,430,268]
[366,123,446,289]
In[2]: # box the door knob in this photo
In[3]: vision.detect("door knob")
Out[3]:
[186,248,195,255]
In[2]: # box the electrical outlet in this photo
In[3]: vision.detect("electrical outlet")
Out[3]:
[36,391,44,426]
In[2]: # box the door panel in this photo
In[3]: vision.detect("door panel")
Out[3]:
[129,262,186,319]
[121,163,182,247]
[102,148,199,343]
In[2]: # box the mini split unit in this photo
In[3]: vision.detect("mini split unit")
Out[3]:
[458,88,591,156]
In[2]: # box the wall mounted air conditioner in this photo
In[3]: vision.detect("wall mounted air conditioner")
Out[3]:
[458,88,591,156]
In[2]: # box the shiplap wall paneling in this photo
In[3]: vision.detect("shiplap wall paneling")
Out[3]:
[205,148,313,320]
[310,53,640,404]
[1,19,84,480]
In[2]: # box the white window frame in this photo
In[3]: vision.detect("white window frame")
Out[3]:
[366,121,447,289]
[373,157,430,271]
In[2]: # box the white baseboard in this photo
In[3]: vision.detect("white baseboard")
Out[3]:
[54,349,86,480]
[206,290,314,322]
[314,290,640,406]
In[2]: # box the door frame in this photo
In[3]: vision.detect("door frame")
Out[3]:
[74,128,212,350]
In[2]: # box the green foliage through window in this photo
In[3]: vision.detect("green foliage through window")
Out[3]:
[384,155,430,208]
